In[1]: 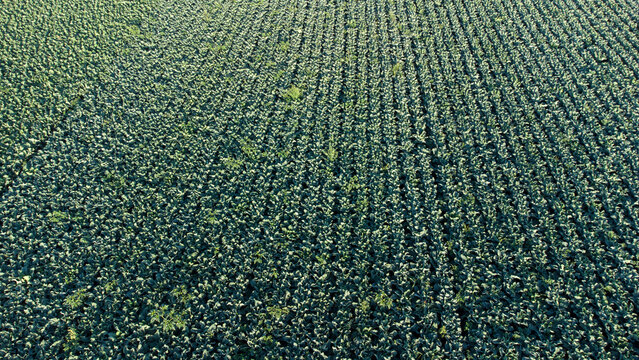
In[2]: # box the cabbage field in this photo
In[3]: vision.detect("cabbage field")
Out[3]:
[1,0,639,358]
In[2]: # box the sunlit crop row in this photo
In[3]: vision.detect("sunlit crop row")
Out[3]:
[1,0,638,358]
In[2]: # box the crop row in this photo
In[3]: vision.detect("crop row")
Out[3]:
[0,0,155,192]
[1,0,638,358]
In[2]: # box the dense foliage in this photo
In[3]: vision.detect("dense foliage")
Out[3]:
[1,0,638,358]
[0,0,157,193]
